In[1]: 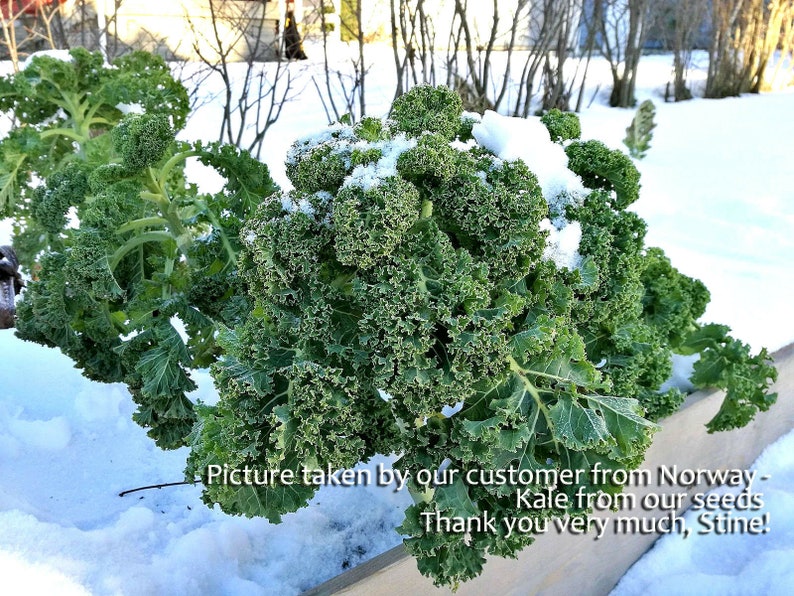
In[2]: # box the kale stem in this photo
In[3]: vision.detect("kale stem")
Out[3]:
[158,150,201,189]
[143,166,188,252]
[200,200,237,267]
[508,356,554,423]
[420,199,433,219]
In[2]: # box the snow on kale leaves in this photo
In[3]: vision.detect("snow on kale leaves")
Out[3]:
[186,86,775,586]
[3,68,777,589]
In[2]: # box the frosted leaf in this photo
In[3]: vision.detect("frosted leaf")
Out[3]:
[342,134,416,191]
[472,110,585,207]
[285,123,356,166]
[540,218,583,271]
[279,193,316,217]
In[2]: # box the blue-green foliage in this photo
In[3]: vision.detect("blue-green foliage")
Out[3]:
[623,99,656,159]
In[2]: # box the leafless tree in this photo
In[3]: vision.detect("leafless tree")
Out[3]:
[706,0,794,97]
[309,0,368,123]
[51,0,131,60]
[509,1,574,117]
[1,0,65,71]
[540,0,584,112]
[573,0,602,111]
[766,1,794,90]
[597,0,653,107]
[656,0,708,101]
[389,0,437,100]
[187,0,296,158]
[436,0,539,114]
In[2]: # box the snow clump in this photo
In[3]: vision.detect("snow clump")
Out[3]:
[472,110,586,271]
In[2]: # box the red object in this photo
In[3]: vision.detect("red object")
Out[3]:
[1,0,53,19]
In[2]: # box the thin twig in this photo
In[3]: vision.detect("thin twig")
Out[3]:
[118,479,199,497]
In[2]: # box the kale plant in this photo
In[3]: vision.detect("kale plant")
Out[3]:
[14,108,277,448]
[6,69,776,587]
[623,99,656,159]
[182,86,776,587]
[0,48,190,265]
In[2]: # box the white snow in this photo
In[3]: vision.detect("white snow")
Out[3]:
[280,192,315,216]
[343,134,417,191]
[539,218,584,271]
[612,429,794,596]
[472,110,586,206]
[472,109,587,270]
[1,45,793,595]
[0,330,409,595]
[116,103,145,115]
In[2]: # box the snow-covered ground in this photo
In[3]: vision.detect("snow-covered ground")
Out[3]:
[612,429,794,596]
[1,45,793,595]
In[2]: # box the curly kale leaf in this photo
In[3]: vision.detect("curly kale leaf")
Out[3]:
[112,113,175,172]
[565,140,640,209]
[197,87,690,588]
[30,161,92,234]
[390,85,463,140]
[334,177,421,268]
[540,108,582,143]
[103,51,190,130]
[15,109,279,449]
[679,324,778,431]
[0,128,44,217]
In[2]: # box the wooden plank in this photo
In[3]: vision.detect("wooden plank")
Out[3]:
[304,341,794,596]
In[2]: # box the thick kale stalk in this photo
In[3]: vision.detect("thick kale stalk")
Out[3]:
[185,86,776,587]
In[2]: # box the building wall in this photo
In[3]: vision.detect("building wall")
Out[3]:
[302,0,524,50]
[58,0,290,61]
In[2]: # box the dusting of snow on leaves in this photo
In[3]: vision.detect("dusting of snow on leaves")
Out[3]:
[170,315,190,345]
[116,103,145,115]
[280,193,315,216]
[314,190,333,204]
[285,122,356,167]
[119,329,142,342]
[243,231,257,246]
[342,134,416,191]
[286,118,418,191]
[539,218,583,271]
[472,110,586,270]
